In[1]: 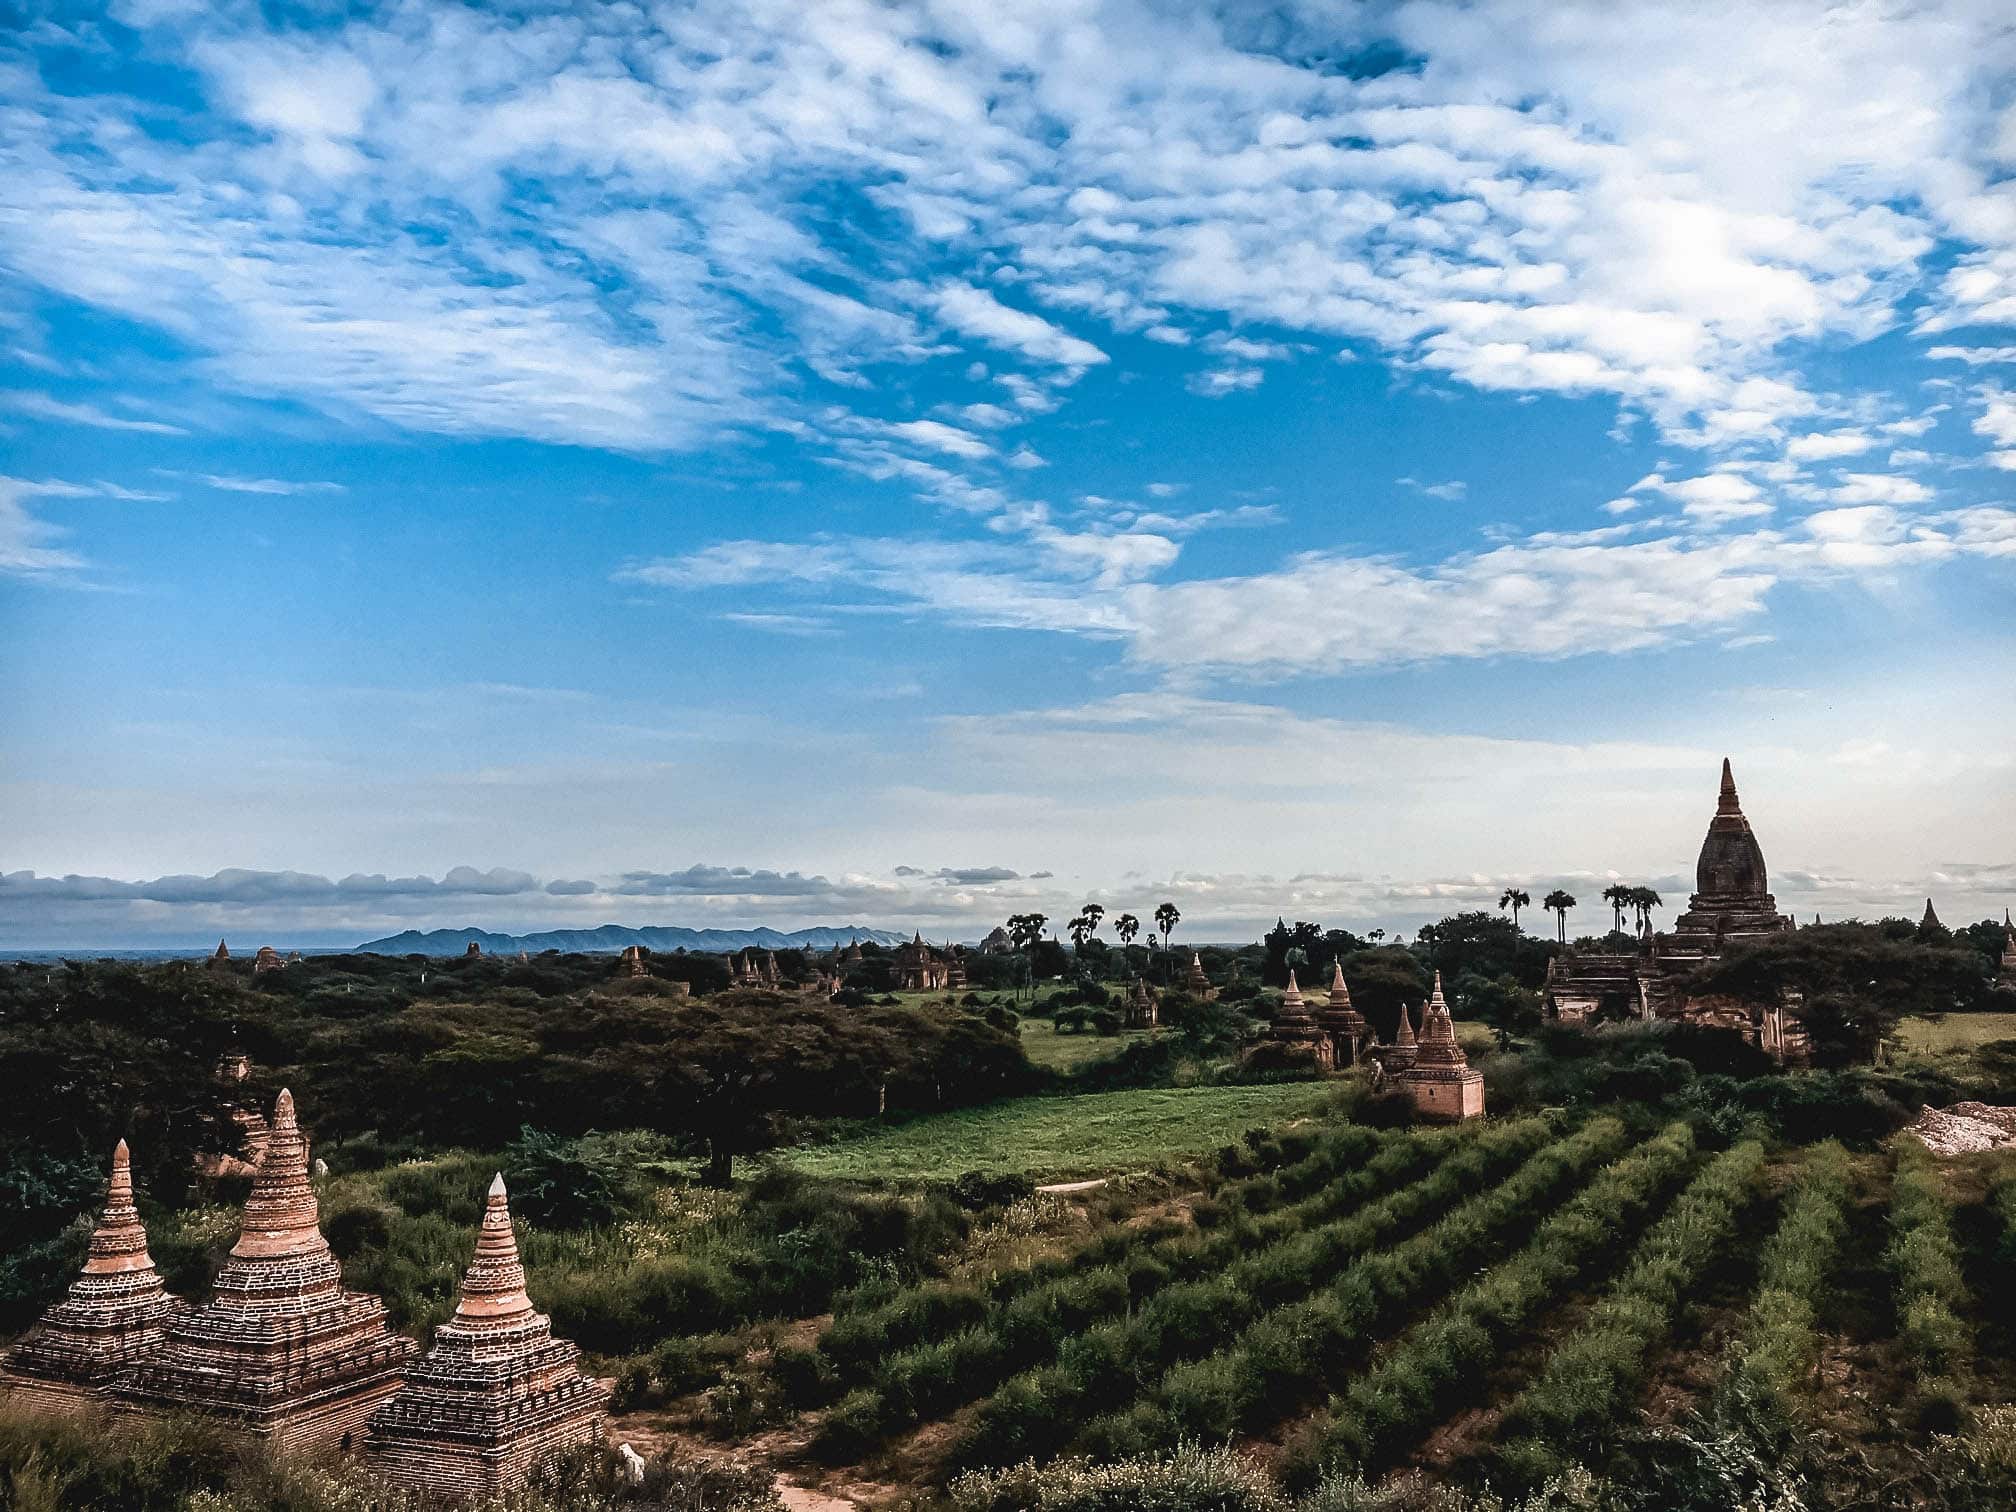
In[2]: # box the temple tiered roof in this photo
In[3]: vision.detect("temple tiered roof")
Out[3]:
[2,1140,184,1413]
[1185,952,1212,998]
[116,1090,414,1452]
[368,1175,605,1500]
[1393,972,1485,1119]
[1265,970,1333,1067]
[1318,962,1367,1062]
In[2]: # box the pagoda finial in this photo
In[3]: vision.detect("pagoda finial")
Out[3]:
[1428,970,1449,1012]
[1329,960,1351,1005]
[214,939,229,959]
[1717,757,1740,815]
[84,1137,154,1275]
[230,1089,328,1261]
[1922,897,1942,931]
[452,1174,533,1324]
[1395,1002,1418,1046]
[1281,969,1303,1009]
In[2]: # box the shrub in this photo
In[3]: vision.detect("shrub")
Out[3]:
[1888,1138,1974,1426]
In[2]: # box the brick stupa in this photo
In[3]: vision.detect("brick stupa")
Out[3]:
[1395,972,1486,1120]
[116,1090,414,1452]
[1319,962,1367,1066]
[1264,970,1334,1070]
[1185,951,1215,999]
[368,1175,606,1499]
[1,1140,184,1414]
[1378,997,1419,1072]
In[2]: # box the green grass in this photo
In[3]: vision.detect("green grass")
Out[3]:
[1019,1020,1158,1072]
[782,1084,1337,1183]
[1896,1012,2016,1055]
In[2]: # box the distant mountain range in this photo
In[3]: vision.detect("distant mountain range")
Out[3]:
[353,923,913,956]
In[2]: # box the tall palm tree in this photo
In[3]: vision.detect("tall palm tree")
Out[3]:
[1154,902,1180,950]
[1114,912,1140,949]
[1080,903,1105,938]
[1499,887,1531,930]
[1006,912,1047,1000]
[1542,889,1577,944]
[1601,883,1632,937]
[1629,887,1664,937]
[1067,910,1097,949]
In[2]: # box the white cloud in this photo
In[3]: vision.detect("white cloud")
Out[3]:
[883,418,993,460]
[1829,473,1933,505]
[930,284,1108,371]
[0,477,86,576]
[1630,470,1773,523]
[3,391,188,435]
[1784,430,1875,461]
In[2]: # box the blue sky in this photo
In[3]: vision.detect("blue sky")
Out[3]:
[2,0,2013,947]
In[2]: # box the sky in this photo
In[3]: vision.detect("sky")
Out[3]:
[1,0,2013,948]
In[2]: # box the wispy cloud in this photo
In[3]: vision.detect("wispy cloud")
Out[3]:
[3,391,188,435]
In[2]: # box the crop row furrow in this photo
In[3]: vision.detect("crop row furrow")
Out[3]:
[810,1122,1552,1462]
[1068,1113,1637,1457]
[813,1123,1404,1384]
[946,1115,1614,1472]
[1282,1119,1701,1487]
[1888,1136,1974,1421]
[1493,1138,1769,1483]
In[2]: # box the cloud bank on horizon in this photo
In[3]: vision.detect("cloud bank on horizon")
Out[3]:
[1,0,2011,944]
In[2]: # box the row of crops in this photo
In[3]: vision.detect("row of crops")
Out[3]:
[756,1115,2016,1496]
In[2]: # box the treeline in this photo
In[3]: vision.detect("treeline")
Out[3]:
[0,960,1034,1252]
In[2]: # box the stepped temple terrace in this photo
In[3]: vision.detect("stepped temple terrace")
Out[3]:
[0,1141,184,1414]
[1543,759,1806,1059]
[367,1175,607,1499]
[114,1088,417,1451]
[2,1093,605,1497]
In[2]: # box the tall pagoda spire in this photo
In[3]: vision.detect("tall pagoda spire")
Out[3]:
[368,1176,606,1500]
[1717,756,1741,815]
[1318,961,1367,1065]
[1413,972,1468,1068]
[2,1140,185,1413]
[1390,972,1484,1119]
[115,1091,414,1452]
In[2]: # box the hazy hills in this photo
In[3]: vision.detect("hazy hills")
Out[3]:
[353,923,912,955]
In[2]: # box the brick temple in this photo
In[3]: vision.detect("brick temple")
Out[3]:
[115,1089,416,1453]
[1,1141,184,1414]
[1262,969,1335,1070]
[1543,759,1802,1056]
[1393,972,1486,1120]
[367,1175,607,1499]
[1319,961,1367,1065]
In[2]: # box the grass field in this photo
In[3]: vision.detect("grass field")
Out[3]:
[1895,1012,2016,1055]
[780,1082,1337,1182]
[1018,1020,1158,1072]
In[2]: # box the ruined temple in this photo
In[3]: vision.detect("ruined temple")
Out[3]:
[1919,898,1946,938]
[1374,999,1419,1073]
[1393,972,1485,1121]
[117,1091,415,1452]
[1124,976,1159,1029]
[197,1048,270,1181]
[1261,970,1334,1070]
[619,944,647,978]
[1184,951,1215,1000]
[253,945,285,974]
[945,949,969,992]
[2001,911,2016,990]
[207,940,231,970]
[1543,759,1798,1056]
[1,1141,185,1415]
[367,1176,605,1500]
[465,941,483,958]
[896,932,949,991]
[979,926,1013,954]
[762,950,781,986]
[1319,961,1368,1066]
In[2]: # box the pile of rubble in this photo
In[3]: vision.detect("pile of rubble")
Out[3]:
[1904,1102,2016,1155]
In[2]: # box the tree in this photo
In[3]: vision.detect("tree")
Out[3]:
[1006,913,1048,1001]
[1154,902,1180,950]
[1601,883,1632,936]
[1066,912,1096,949]
[1114,913,1141,949]
[1542,889,1577,945]
[1077,903,1105,941]
[1499,888,1531,930]
[1628,886,1664,937]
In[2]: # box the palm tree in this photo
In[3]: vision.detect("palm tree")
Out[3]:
[1154,902,1180,950]
[1499,887,1531,930]
[1006,912,1047,1000]
[1601,883,1632,937]
[1629,887,1664,937]
[1114,912,1140,950]
[1080,903,1105,938]
[1066,910,1098,949]
[1542,889,1577,944]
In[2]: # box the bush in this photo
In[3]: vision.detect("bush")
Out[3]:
[1889,1138,1974,1424]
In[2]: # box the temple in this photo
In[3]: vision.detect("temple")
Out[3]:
[116,1090,416,1452]
[896,932,952,991]
[1543,759,1799,1056]
[1375,998,1419,1073]
[367,1175,606,1500]
[1319,962,1367,1065]
[2001,911,2016,990]
[1392,973,1485,1120]
[1,1141,185,1414]
[1260,970,1334,1070]
[1184,952,1215,1000]
[1124,976,1159,1029]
